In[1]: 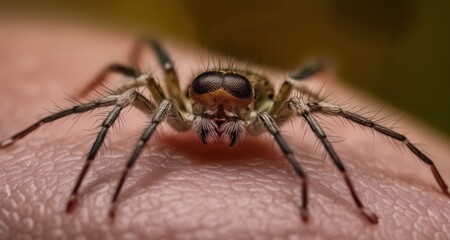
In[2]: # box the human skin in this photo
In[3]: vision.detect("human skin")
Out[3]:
[0,18,449,240]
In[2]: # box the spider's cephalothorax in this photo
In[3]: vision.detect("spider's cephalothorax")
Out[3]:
[189,70,254,146]
[1,38,448,224]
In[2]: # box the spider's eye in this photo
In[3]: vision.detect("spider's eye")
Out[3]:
[189,71,254,110]
[190,71,223,95]
[222,73,253,99]
[190,71,253,99]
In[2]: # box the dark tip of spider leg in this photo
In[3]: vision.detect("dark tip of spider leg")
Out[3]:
[440,188,450,199]
[66,195,78,214]
[342,173,378,224]
[108,205,117,224]
[445,192,450,199]
[300,208,309,223]
[429,165,450,198]
[361,207,379,224]
[443,190,450,199]
[66,161,92,214]
[300,179,309,223]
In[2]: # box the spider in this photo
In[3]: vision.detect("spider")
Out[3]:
[0,38,448,224]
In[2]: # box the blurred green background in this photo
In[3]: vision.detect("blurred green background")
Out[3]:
[1,0,449,136]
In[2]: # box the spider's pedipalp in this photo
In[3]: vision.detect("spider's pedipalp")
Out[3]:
[219,119,245,147]
[194,117,219,144]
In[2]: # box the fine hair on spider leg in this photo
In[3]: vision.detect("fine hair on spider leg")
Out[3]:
[1,38,448,226]
[304,99,449,196]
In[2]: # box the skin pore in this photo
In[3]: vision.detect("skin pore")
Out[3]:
[0,18,449,239]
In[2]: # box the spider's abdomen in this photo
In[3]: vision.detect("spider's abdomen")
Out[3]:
[189,71,253,110]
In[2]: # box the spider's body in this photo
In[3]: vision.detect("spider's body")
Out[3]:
[1,38,448,224]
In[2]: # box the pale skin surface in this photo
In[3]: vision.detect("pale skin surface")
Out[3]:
[0,18,449,240]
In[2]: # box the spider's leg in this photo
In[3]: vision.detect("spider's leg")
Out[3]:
[269,60,325,115]
[108,99,172,220]
[288,97,379,224]
[66,90,156,213]
[78,63,140,97]
[258,112,309,222]
[0,95,122,149]
[86,71,167,106]
[307,100,450,197]
[130,38,188,112]
[69,73,184,213]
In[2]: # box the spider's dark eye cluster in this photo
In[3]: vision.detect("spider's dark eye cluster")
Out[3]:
[190,71,253,99]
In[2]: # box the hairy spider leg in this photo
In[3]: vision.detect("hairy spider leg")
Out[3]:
[0,96,118,149]
[130,38,189,113]
[103,40,194,219]
[109,100,172,220]
[66,90,156,213]
[286,97,378,223]
[0,40,189,215]
[259,61,377,223]
[305,100,450,197]
[258,112,309,222]
[77,64,140,98]
[269,60,325,115]
[74,39,195,219]
[245,61,323,223]
[0,63,163,169]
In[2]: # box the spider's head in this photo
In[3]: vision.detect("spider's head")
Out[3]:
[189,70,254,122]
[189,71,253,146]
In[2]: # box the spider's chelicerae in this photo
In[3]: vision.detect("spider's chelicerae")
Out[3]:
[1,38,449,224]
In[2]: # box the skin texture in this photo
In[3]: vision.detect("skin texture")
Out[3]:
[0,18,450,240]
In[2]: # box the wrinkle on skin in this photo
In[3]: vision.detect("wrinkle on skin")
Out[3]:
[0,18,449,240]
